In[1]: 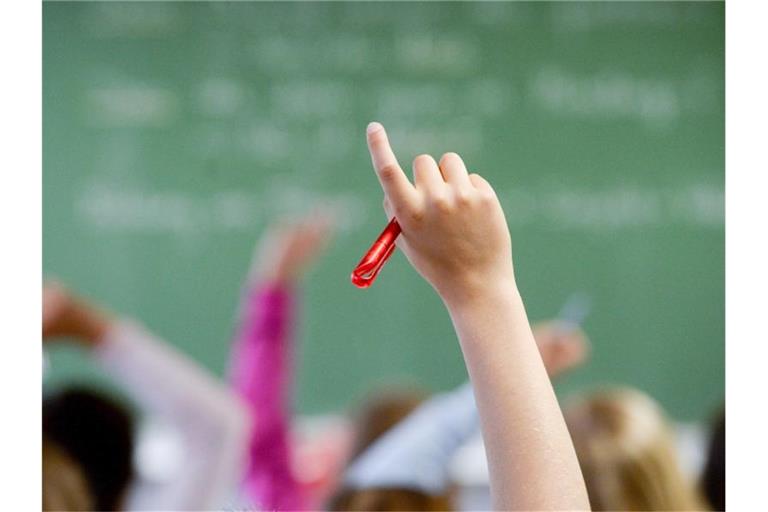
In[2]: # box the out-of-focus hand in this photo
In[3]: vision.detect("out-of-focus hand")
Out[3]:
[251,212,334,284]
[532,321,590,378]
[366,122,514,305]
[43,282,111,346]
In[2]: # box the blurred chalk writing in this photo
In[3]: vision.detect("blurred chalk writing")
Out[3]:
[44,2,724,419]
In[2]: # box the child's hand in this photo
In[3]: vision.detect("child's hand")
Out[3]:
[43,282,110,346]
[251,212,333,284]
[366,122,514,304]
[364,124,591,508]
[532,321,590,378]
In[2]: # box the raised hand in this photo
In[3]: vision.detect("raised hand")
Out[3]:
[43,282,110,346]
[366,122,514,305]
[250,212,334,285]
[364,122,589,510]
[532,321,590,378]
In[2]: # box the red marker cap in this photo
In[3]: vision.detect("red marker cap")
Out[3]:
[351,218,401,288]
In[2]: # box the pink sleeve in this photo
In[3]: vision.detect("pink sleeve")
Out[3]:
[228,281,305,511]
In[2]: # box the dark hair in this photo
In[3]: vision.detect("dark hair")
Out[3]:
[701,407,725,511]
[329,487,452,511]
[327,387,432,511]
[43,386,135,511]
[349,386,428,461]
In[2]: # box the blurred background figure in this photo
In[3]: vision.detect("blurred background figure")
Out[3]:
[331,487,451,512]
[227,212,334,510]
[329,320,590,512]
[44,387,134,511]
[228,212,436,510]
[532,319,591,378]
[701,407,725,511]
[224,212,596,512]
[42,436,94,511]
[345,385,428,463]
[564,387,706,511]
[42,283,252,511]
[331,382,476,512]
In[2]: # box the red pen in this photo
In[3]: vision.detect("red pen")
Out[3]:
[351,218,401,288]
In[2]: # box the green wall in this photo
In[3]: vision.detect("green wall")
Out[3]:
[43,2,724,420]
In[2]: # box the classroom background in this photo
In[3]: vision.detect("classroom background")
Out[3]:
[43,2,723,423]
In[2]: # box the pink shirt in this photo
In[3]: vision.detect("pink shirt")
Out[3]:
[228,282,305,511]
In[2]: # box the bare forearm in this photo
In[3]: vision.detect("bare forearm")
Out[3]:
[360,123,588,510]
[445,283,590,511]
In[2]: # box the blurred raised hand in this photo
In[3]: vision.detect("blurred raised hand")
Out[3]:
[42,282,111,346]
[532,320,590,378]
[250,212,334,284]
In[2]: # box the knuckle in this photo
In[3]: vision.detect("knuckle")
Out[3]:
[454,189,473,206]
[430,193,452,213]
[468,173,485,187]
[379,164,399,182]
[368,129,386,145]
[478,189,496,206]
[404,207,425,224]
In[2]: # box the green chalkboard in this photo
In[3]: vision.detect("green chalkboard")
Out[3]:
[43,1,724,421]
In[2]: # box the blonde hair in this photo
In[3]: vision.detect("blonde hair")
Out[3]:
[565,388,706,511]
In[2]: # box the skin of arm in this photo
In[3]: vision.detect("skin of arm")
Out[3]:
[365,122,590,511]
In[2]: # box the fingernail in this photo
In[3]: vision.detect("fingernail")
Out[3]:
[367,121,382,134]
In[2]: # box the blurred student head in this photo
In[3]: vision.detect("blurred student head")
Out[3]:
[327,387,436,511]
[43,436,94,511]
[43,386,135,511]
[701,407,725,511]
[348,386,428,461]
[565,387,705,511]
[330,487,452,511]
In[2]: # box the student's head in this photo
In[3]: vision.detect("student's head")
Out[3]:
[329,487,452,511]
[327,387,435,511]
[43,436,94,511]
[564,387,704,511]
[43,386,135,511]
[348,386,428,461]
[701,407,725,511]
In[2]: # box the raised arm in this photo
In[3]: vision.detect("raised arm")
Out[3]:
[364,123,590,510]
[42,283,253,510]
[228,215,332,511]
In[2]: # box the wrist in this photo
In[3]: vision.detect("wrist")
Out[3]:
[250,271,296,292]
[442,276,530,345]
[71,301,113,348]
[438,268,518,312]
[251,261,298,287]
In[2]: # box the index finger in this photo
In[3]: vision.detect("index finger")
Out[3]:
[366,122,417,208]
